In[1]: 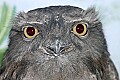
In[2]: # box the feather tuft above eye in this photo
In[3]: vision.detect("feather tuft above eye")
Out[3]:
[81,7,100,23]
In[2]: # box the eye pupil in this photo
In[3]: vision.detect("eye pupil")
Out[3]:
[27,27,35,36]
[76,24,84,34]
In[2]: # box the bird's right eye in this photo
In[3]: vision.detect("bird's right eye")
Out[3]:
[23,27,39,38]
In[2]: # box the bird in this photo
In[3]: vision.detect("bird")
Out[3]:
[0,6,119,80]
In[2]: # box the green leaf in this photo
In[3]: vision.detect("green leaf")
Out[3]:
[0,2,16,45]
[0,2,16,66]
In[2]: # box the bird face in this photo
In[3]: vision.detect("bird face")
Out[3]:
[8,6,106,63]
[1,6,118,80]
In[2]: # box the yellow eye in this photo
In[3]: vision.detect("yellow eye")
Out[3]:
[72,23,88,36]
[24,27,39,38]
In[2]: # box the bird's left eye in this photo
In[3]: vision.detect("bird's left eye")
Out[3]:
[23,27,39,38]
[72,22,88,36]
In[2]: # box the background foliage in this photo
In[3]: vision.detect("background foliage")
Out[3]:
[0,2,16,65]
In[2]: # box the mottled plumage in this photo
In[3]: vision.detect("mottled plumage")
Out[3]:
[0,6,119,80]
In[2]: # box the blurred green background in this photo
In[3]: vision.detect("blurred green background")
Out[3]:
[0,2,16,65]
